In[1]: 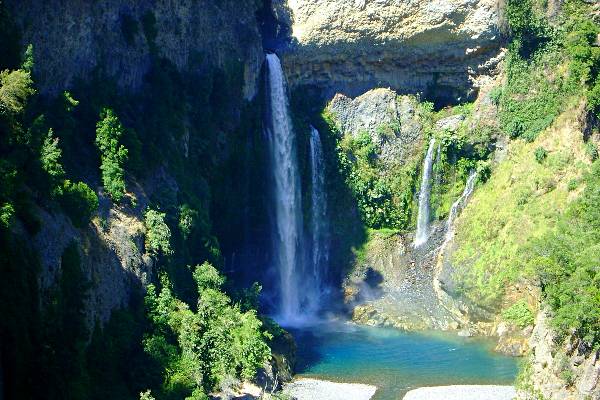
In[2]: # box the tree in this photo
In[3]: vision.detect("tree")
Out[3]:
[95,108,128,201]
[0,68,35,116]
[144,263,271,398]
[40,129,65,191]
[144,209,173,256]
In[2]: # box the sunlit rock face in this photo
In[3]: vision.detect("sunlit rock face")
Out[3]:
[279,0,503,103]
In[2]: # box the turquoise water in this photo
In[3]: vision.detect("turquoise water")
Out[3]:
[289,322,519,400]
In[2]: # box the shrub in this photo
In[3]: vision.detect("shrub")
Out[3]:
[502,300,535,328]
[40,129,65,191]
[58,180,99,228]
[585,142,598,161]
[144,208,173,256]
[0,68,35,116]
[0,202,14,228]
[178,204,198,239]
[96,108,128,202]
[534,147,548,163]
[144,264,271,396]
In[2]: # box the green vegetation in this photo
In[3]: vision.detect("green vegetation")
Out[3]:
[145,209,173,256]
[526,160,600,345]
[336,128,416,229]
[58,180,99,228]
[144,263,271,398]
[502,300,535,328]
[452,105,587,308]
[96,108,128,202]
[497,0,600,142]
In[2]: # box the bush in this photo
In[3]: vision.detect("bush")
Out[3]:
[178,204,198,239]
[534,147,548,163]
[58,180,98,228]
[144,263,271,397]
[585,142,598,161]
[144,209,173,256]
[96,108,128,202]
[530,160,600,344]
[40,129,65,192]
[502,300,535,328]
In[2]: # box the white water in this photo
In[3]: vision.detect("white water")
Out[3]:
[444,170,477,245]
[309,126,330,308]
[264,54,304,320]
[415,139,436,247]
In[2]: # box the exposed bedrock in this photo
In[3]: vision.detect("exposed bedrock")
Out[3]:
[276,0,504,103]
[6,0,264,99]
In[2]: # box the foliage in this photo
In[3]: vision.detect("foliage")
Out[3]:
[534,147,548,163]
[144,263,271,398]
[502,300,535,328]
[145,209,173,256]
[58,180,98,228]
[96,108,128,201]
[0,68,35,116]
[452,106,587,308]
[529,160,600,345]
[0,201,14,228]
[178,204,198,239]
[40,129,66,190]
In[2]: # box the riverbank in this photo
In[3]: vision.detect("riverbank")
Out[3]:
[403,385,516,400]
[283,378,377,400]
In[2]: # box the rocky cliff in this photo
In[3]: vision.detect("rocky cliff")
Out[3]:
[6,0,264,99]
[278,0,504,103]
[518,311,600,400]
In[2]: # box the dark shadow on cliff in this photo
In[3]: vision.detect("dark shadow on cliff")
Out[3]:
[288,84,369,314]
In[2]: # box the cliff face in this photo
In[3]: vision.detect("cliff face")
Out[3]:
[518,311,600,400]
[6,0,264,99]
[279,0,503,103]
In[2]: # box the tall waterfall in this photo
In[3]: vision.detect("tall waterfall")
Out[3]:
[309,126,329,303]
[264,54,304,320]
[415,138,436,247]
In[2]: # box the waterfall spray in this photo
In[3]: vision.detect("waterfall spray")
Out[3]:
[415,139,436,247]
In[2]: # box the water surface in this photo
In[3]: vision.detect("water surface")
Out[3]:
[289,322,519,400]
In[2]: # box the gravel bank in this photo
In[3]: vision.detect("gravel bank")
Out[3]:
[283,378,377,400]
[403,385,516,400]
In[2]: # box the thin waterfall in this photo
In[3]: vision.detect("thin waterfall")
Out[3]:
[264,53,303,320]
[309,126,329,306]
[443,170,477,245]
[415,138,436,247]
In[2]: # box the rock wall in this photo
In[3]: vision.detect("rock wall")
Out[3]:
[6,0,264,99]
[518,311,600,400]
[279,0,504,103]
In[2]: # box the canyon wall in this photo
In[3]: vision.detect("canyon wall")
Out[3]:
[278,0,504,103]
[6,0,264,99]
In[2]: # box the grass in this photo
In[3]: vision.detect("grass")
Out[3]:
[451,104,590,309]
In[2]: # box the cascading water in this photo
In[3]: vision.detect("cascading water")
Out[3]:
[264,53,304,321]
[414,138,436,247]
[443,170,477,245]
[309,126,330,304]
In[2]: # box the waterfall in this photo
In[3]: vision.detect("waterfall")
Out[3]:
[309,126,330,303]
[264,54,304,320]
[415,138,436,247]
[444,170,477,244]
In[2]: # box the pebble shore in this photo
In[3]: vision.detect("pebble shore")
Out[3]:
[403,385,516,400]
[283,378,377,400]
